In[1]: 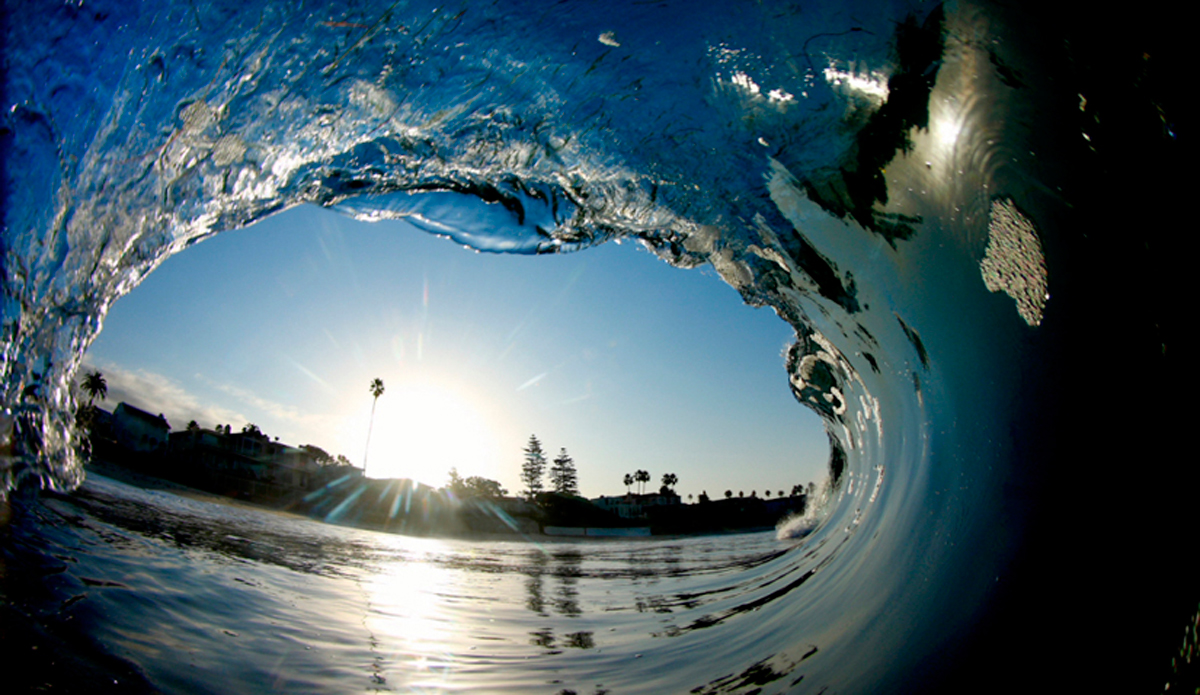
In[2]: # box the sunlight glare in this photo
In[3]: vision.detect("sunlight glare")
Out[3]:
[365,540,460,680]
[350,375,503,488]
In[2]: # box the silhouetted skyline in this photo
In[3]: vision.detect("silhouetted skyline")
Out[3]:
[84,205,828,498]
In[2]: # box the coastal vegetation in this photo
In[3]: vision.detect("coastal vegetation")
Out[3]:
[445,468,507,499]
[81,371,108,406]
[548,448,579,496]
[520,435,546,498]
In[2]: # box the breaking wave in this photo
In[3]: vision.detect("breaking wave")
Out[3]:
[1,0,1189,692]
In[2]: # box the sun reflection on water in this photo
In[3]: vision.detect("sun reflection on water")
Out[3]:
[361,538,462,687]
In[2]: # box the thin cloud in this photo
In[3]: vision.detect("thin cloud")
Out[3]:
[79,359,344,452]
[516,372,548,391]
[194,374,330,441]
[284,355,337,395]
[80,359,245,430]
[198,377,304,422]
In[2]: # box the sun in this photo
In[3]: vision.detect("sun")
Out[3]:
[357,375,503,488]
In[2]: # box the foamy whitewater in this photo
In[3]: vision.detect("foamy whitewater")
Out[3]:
[1,1,1190,693]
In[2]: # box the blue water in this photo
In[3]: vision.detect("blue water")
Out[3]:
[1,0,1191,692]
[8,474,835,693]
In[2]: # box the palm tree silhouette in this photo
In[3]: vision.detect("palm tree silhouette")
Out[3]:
[81,371,107,406]
[635,469,650,495]
[363,378,385,477]
[624,473,634,495]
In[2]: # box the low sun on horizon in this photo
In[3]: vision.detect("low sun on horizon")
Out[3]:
[342,374,507,490]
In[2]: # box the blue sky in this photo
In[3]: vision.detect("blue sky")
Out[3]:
[84,205,828,499]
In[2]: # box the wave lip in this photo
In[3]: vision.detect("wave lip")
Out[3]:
[776,512,818,541]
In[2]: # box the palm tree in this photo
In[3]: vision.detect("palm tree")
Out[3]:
[75,370,109,435]
[81,370,107,406]
[635,469,650,495]
[661,473,678,492]
[623,473,634,495]
[363,377,385,476]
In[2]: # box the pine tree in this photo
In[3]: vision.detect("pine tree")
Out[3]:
[521,435,547,499]
[549,448,579,496]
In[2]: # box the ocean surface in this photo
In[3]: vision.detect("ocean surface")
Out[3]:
[6,473,838,694]
[1,0,1191,693]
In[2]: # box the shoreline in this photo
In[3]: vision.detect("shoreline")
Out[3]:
[78,460,794,542]
[84,458,301,517]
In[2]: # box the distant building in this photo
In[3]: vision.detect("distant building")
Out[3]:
[89,407,115,441]
[112,403,170,452]
[266,444,320,489]
[592,490,681,519]
[168,426,321,492]
[170,427,252,480]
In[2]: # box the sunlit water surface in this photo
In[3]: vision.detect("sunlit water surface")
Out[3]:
[6,474,841,694]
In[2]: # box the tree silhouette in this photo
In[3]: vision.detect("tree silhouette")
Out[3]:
[521,435,547,499]
[623,473,634,494]
[81,370,107,406]
[303,444,335,466]
[447,468,508,499]
[661,473,678,491]
[75,371,109,436]
[725,490,733,499]
[549,448,579,495]
[363,378,385,477]
[635,469,650,495]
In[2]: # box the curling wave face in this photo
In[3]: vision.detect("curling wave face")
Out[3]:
[1,0,1187,692]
